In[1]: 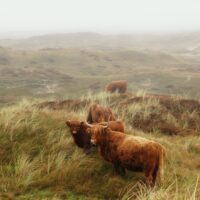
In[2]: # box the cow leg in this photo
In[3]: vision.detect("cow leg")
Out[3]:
[113,161,126,176]
[113,88,117,93]
[118,88,122,93]
[119,87,125,93]
[119,165,126,176]
[145,169,154,187]
[152,165,159,185]
[113,163,120,175]
[83,146,93,154]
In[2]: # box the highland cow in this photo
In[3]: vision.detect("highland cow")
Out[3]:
[86,103,116,124]
[105,80,127,93]
[66,120,91,150]
[90,126,165,186]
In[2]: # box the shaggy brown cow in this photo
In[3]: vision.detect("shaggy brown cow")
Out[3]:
[66,120,91,150]
[105,80,127,93]
[65,120,124,150]
[90,126,165,186]
[86,103,116,124]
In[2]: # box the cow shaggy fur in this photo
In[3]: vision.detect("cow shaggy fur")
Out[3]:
[66,120,91,150]
[86,103,116,124]
[105,80,127,93]
[90,126,165,186]
[95,121,124,133]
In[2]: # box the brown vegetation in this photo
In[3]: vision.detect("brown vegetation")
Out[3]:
[37,93,200,136]
[117,94,200,135]
[36,99,87,110]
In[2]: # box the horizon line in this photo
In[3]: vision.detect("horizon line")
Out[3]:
[1,29,200,40]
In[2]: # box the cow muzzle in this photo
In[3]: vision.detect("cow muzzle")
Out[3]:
[90,139,96,145]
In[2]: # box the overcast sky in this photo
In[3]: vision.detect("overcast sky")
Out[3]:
[0,0,200,38]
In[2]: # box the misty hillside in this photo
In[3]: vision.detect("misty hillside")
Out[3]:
[1,45,200,106]
[1,32,200,52]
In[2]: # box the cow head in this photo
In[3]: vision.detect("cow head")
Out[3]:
[65,120,86,135]
[89,124,108,145]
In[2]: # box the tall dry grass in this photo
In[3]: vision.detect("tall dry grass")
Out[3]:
[0,92,199,199]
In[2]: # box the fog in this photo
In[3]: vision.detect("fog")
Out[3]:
[0,0,200,38]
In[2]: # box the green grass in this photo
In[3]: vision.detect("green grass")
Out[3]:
[0,92,200,199]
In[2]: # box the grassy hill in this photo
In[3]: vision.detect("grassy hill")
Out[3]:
[1,45,200,106]
[0,32,200,199]
[0,92,200,199]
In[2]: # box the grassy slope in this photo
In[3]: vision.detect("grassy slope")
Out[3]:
[0,92,200,200]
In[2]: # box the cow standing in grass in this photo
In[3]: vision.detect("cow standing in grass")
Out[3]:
[105,80,127,93]
[89,125,166,186]
[86,103,116,124]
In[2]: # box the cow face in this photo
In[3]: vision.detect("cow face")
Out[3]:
[90,125,107,145]
[65,120,85,135]
[94,110,104,123]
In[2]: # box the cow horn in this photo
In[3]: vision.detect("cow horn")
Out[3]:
[102,121,109,128]
[65,120,71,126]
[84,121,93,128]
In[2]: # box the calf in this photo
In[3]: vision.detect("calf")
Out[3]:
[90,126,165,186]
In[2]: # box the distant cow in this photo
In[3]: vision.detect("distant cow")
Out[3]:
[86,103,116,124]
[90,126,165,186]
[105,80,127,93]
[65,120,124,150]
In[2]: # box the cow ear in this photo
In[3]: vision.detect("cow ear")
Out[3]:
[80,121,85,127]
[65,120,71,126]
